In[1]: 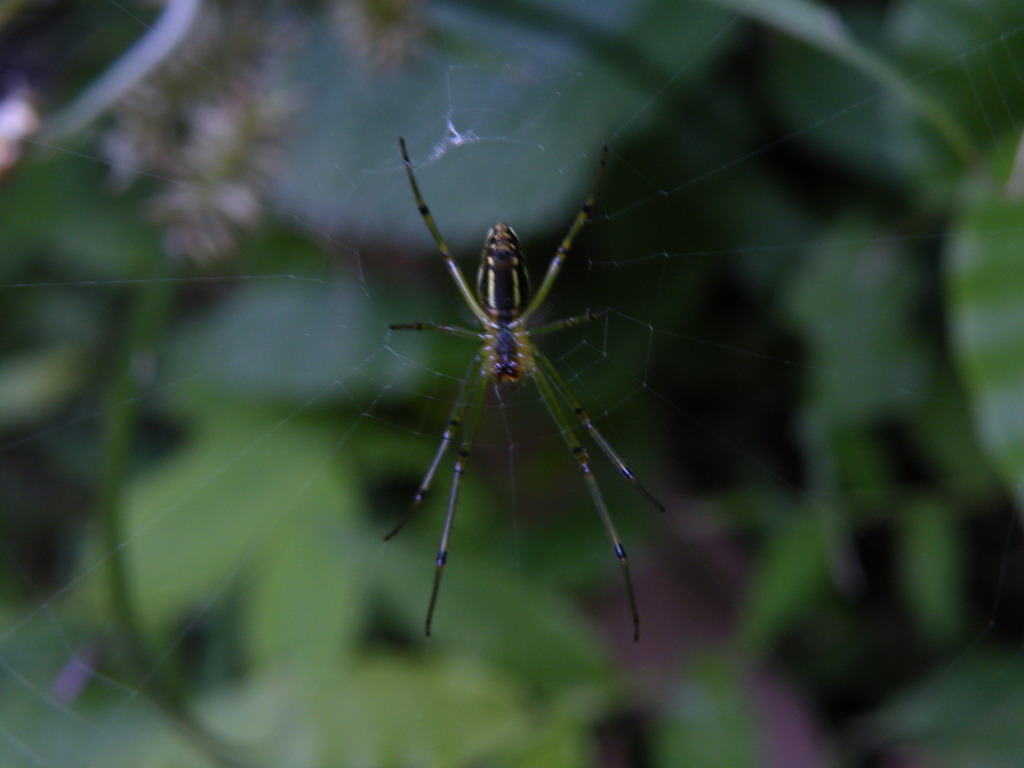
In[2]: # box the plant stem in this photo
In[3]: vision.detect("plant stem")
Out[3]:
[97,260,254,768]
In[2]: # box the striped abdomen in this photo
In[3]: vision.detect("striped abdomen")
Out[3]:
[476,223,530,324]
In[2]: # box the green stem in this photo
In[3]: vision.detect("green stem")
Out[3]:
[97,261,253,768]
[98,265,175,689]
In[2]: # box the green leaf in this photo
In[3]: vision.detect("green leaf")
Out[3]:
[243,507,367,677]
[887,0,1024,187]
[872,648,1024,768]
[172,279,385,405]
[0,345,86,429]
[765,32,890,181]
[896,499,965,646]
[785,216,928,426]
[653,653,758,768]
[735,512,831,654]
[113,403,354,636]
[377,536,614,692]
[274,0,737,248]
[196,654,593,768]
[699,0,971,162]
[946,179,1024,490]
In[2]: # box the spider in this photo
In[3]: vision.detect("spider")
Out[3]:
[388,138,664,641]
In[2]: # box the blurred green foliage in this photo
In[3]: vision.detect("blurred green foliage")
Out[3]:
[1,0,1024,766]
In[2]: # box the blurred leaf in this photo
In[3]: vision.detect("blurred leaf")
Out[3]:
[765,33,890,180]
[0,154,158,279]
[909,371,1001,500]
[378,534,614,692]
[172,278,388,406]
[653,653,757,768]
[275,0,737,248]
[736,512,830,654]
[887,0,1024,195]
[509,688,594,768]
[0,345,86,428]
[0,609,115,768]
[946,179,1024,491]
[113,402,353,636]
[896,498,965,647]
[55,700,218,768]
[243,498,366,677]
[871,648,1024,768]
[702,0,971,163]
[322,655,528,767]
[785,217,928,426]
[198,654,592,768]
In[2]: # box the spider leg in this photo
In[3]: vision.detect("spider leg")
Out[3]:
[518,146,608,325]
[531,362,640,642]
[423,366,489,637]
[399,138,490,326]
[384,357,479,541]
[529,308,609,337]
[535,350,664,513]
[389,322,482,340]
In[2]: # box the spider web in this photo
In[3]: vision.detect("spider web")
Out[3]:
[2,0,1024,766]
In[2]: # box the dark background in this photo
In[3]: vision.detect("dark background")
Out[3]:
[1,0,1023,766]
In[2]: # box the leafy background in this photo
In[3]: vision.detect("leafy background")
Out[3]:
[1,0,1024,766]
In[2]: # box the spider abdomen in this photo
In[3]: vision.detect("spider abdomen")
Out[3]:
[477,223,531,323]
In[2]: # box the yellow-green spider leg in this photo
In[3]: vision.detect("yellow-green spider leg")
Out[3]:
[400,138,491,327]
[517,146,608,326]
[384,357,479,541]
[534,350,665,514]
[424,366,489,637]
[389,322,482,340]
[530,361,641,641]
[529,308,609,337]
